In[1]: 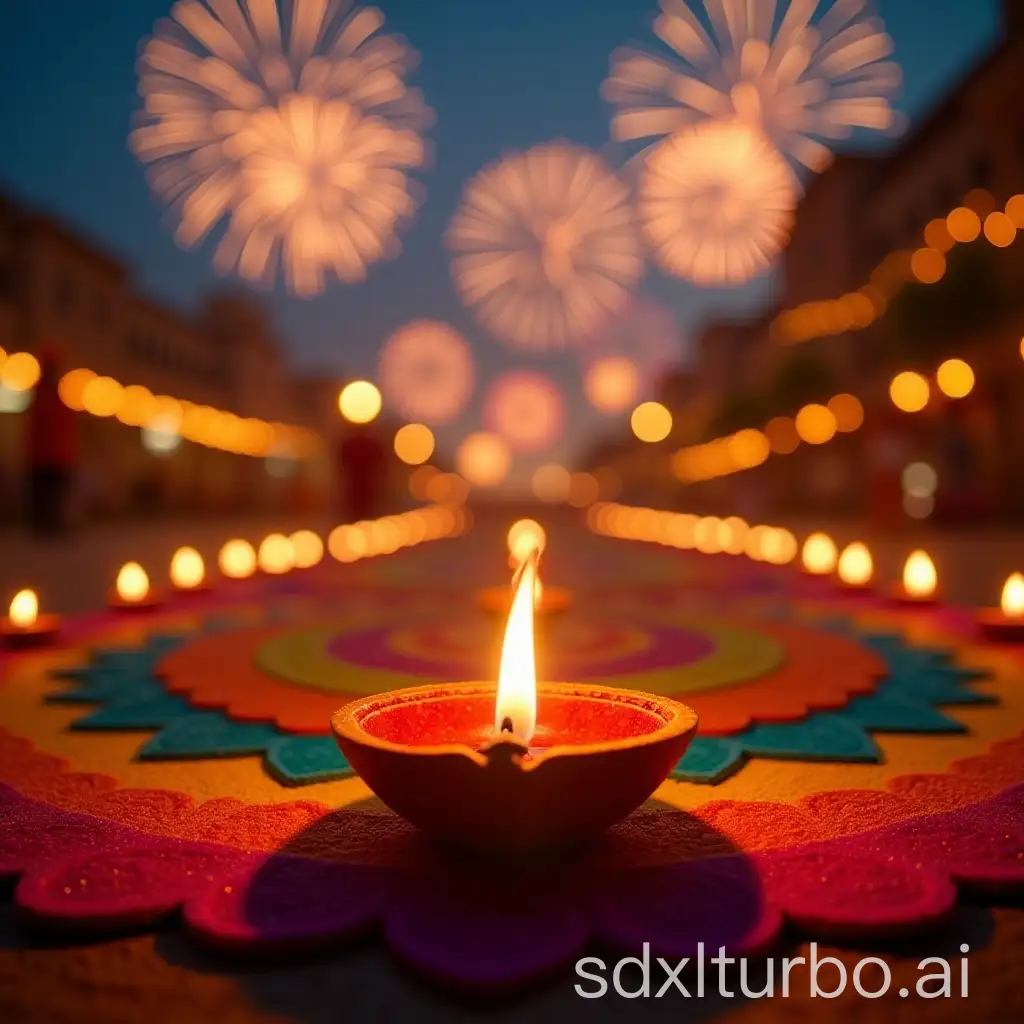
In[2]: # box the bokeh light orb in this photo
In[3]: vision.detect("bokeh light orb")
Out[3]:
[258,534,295,575]
[583,356,640,414]
[484,372,564,453]
[903,550,937,598]
[447,143,642,349]
[902,462,938,499]
[394,424,435,466]
[290,530,325,570]
[532,464,572,503]
[630,401,672,443]
[508,519,547,563]
[1,352,41,393]
[795,404,837,445]
[58,369,95,411]
[568,472,600,508]
[827,394,865,433]
[219,539,257,580]
[455,432,510,488]
[378,321,475,425]
[890,371,930,413]
[82,376,125,418]
[639,122,795,285]
[339,381,382,424]
[936,359,975,399]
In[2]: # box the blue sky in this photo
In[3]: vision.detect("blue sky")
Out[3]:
[0,1,1001,478]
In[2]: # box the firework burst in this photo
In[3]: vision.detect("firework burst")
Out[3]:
[604,0,901,172]
[639,120,795,284]
[377,320,475,425]
[447,143,643,350]
[131,0,433,296]
[483,372,565,453]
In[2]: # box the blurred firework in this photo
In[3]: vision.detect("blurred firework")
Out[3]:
[378,320,474,425]
[604,0,901,172]
[131,0,432,296]
[483,371,564,453]
[447,143,643,349]
[583,356,640,415]
[639,121,795,284]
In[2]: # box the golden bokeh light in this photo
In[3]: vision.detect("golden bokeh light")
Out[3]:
[727,429,770,469]
[795,404,837,445]
[946,207,981,243]
[408,465,439,501]
[827,393,865,433]
[1006,195,1024,229]
[631,401,672,443]
[801,532,838,575]
[170,547,205,590]
[910,247,945,284]
[903,550,937,599]
[983,212,1016,248]
[508,519,547,563]
[936,358,975,399]
[57,369,95,411]
[258,534,295,576]
[923,218,954,253]
[455,432,510,488]
[394,424,435,466]
[219,539,257,580]
[82,376,126,418]
[837,542,873,587]
[1,352,41,393]
[694,516,723,555]
[890,371,930,413]
[290,530,324,570]
[116,563,150,604]
[583,356,640,414]
[338,381,382,425]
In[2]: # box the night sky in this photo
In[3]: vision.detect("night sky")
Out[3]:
[0,1,1001,483]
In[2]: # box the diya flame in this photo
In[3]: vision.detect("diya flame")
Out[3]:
[493,548,539,744]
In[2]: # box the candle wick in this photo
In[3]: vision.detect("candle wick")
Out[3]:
[500,716,514,734]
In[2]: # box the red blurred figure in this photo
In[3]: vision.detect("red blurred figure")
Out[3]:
[27,350,78,535]
[338,425,387,522]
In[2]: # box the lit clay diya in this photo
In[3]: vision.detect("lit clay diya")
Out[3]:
[889,550,939,607]
[108,563,163,613]
[333,550,697,854]
[977,573,1024,642]
[1,590,60,649]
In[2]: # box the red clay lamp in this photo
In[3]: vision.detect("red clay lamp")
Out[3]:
[977,573,1024,642]
[1,589,60,648]
[333,548,698,854]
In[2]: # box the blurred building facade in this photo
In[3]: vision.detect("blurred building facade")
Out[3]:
[0,193,340,523]
[628,0,1024,527]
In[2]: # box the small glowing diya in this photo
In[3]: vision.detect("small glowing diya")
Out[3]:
[890,550,939,605]
[333,550,697,854]
[170,547,210,594]
[108,562,162,612]
[800,532,838,577]
[977,573,1024,642]
[1,589,60,649]
[836,542,874,592]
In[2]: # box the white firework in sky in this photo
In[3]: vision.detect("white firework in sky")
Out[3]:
[604,0,901,172]
[447,143,643,350]
[131,0,433,296]
[639,120,796,285]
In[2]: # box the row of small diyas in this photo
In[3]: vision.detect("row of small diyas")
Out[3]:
[1,506,468,649]
[589,505,1024,644]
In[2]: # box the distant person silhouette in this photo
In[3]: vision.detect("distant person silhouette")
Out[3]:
[338,424,387,522]
[27,350,78,536]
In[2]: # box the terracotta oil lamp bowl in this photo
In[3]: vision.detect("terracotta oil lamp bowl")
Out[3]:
[332,550,697,854]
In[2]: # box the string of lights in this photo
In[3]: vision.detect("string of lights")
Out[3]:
[770,188,1024,346]
[0,351,320,460]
